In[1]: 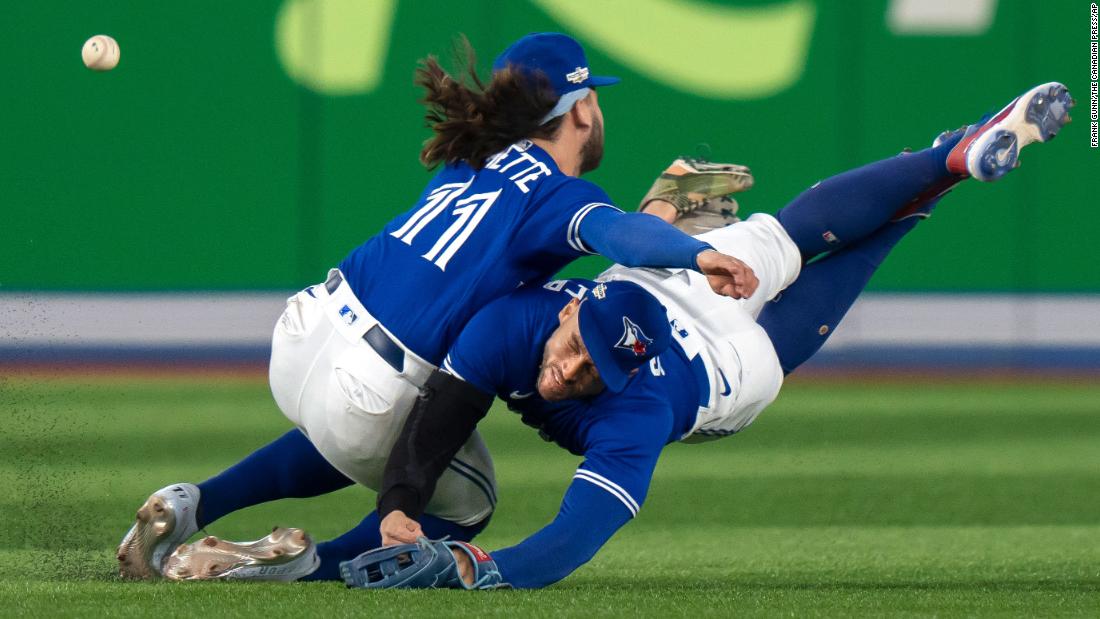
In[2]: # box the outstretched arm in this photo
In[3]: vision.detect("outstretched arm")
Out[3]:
[579,208,758,299]
[489,472,634,588]
[371,387,669,589]
[486,406,667,588]
[345,477,638,590]
[578,207,712,269]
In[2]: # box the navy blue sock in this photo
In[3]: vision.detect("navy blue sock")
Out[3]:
[302,511,491,581]
[196,429,353,528]
[776,136,961,261]
[928,128,964,171]
[758,213,927,374]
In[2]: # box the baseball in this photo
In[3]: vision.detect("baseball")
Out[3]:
[82,35,120,71]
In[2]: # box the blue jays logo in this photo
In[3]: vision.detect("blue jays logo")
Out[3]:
[338,304,358,326]
[615,316,653,356]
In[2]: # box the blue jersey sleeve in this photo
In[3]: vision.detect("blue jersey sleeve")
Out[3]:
[520,177,713,270]
[442,305,511,395]
[490,476,632,589]
[572,398,670,516]
[488,402,670,588]
[443,285,564,396]
[518,178,622,260]
[578,209,714,270]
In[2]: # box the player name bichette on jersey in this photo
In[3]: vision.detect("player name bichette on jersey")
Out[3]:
[483,140,554,193]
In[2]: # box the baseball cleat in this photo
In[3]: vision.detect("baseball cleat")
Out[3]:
[672,195,741,235]
[117,483,201,579]
[946,82,1074,182]
[162,527,319,581]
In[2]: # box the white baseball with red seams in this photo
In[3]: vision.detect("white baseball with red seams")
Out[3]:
[82,35,120,71]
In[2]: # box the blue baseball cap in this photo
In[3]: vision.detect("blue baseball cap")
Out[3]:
[577,281,670,393]
[493,32,620,124]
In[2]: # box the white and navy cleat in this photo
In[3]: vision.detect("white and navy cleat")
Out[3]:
[946,82,1074,182]
[117,483,201,579]
[162,527,319,582]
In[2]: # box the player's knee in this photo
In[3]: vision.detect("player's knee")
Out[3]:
[464,511,492,539]
[419,510,493,543]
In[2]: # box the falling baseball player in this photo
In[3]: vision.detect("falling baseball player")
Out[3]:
[116,31,757,580]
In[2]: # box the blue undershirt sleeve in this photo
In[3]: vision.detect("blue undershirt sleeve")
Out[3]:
[490,477,633,589]
[577,208,713,271]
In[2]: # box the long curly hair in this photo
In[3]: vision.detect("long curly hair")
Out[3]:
[416,36,564,170]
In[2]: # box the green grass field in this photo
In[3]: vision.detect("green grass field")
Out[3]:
[1,373,1098,617]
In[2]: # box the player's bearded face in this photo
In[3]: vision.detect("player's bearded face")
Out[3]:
[537,302,605,401]
[578,112,604,175]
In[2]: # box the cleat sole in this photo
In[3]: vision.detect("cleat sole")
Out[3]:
[964,82,1073,181]
[117,495,177,580]
[163,527,316,582]
[116,483,200,580]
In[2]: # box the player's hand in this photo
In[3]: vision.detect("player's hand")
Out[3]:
[696,250,759,299]
[380,510,424,546]
[449,548,475,586]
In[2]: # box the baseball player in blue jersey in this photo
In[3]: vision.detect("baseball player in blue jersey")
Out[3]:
[115,32,758,580]
[127,81,1073,585]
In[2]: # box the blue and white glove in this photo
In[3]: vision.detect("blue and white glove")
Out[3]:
[340,537,508,590]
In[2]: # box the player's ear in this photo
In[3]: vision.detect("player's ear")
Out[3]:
[570,96,593,131]
[557,298,581,323]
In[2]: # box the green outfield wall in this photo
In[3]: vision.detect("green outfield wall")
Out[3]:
[2,0,1095,292]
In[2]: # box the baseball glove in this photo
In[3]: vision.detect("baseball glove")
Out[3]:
[639,157,754,216]
[340,537,507,590]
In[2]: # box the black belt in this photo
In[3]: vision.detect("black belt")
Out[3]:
[324,271,405,373]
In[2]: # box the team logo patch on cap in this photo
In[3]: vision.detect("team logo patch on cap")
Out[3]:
[566,66,589,84]
[615,316,653,356]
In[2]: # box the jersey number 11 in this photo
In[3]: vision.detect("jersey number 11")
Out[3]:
[391,180,501,271]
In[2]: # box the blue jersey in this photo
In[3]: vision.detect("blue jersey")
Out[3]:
[444,278,701,518]
[339,141,619,363]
